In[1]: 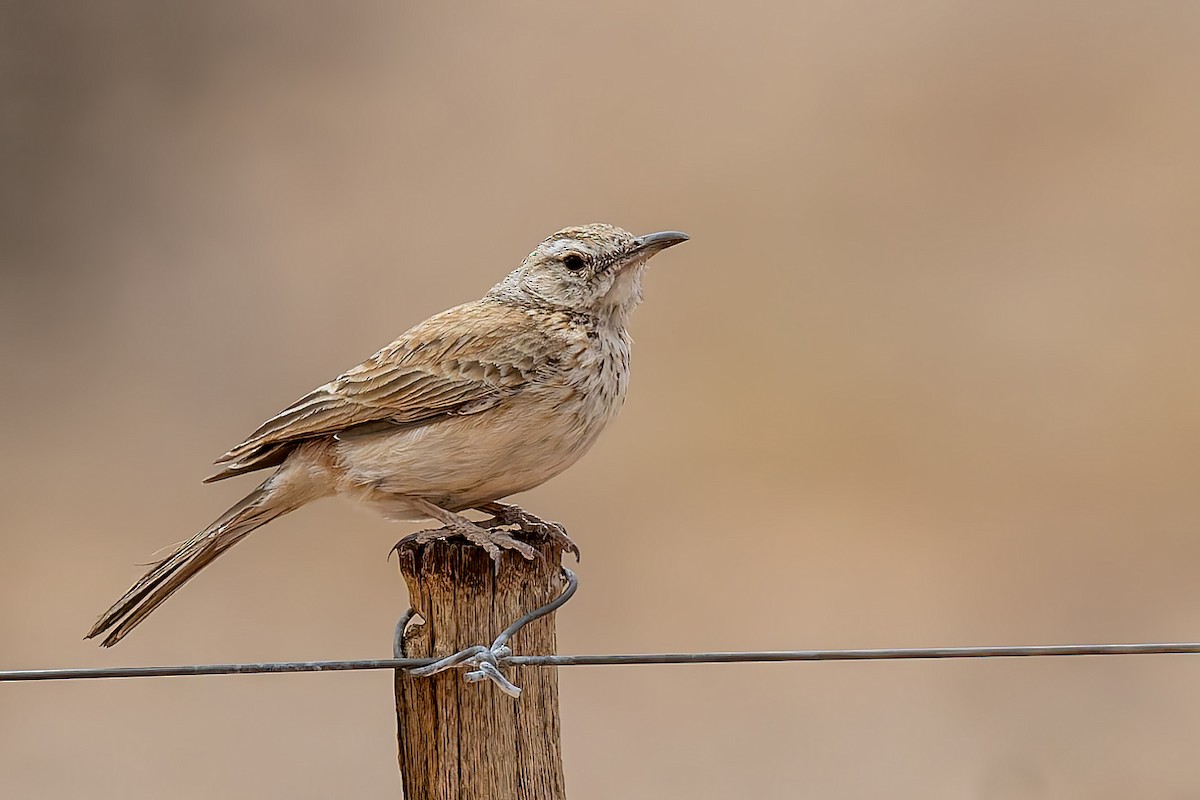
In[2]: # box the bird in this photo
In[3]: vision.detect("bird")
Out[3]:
[86,223,688,646]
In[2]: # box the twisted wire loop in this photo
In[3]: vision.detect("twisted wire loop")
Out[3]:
[394,567,579,698]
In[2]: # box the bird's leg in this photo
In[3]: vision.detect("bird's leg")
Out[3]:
[475,501,580,561]
[398,498,539,565]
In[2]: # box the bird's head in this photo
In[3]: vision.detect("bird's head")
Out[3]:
[490,223,688,322]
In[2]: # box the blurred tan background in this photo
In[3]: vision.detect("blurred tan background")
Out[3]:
[3,1,1200,797]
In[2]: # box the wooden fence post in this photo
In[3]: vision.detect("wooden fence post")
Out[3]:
[394,537,568,799]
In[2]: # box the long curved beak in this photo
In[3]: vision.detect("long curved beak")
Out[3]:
[630,230,690,257]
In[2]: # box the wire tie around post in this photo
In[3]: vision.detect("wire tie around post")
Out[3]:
[398,568,578,697]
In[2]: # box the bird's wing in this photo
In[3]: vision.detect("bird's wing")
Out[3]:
[206,300,555,482]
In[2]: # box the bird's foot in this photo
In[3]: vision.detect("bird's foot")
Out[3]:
[475,502,580,561]
[393,519,539,569]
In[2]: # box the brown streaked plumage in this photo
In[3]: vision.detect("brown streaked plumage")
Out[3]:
[87,223,688,646]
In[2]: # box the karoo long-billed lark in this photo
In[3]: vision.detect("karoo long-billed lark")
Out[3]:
[87,223,688,646]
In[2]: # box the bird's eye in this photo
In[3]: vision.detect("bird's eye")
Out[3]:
[562,253,587,271]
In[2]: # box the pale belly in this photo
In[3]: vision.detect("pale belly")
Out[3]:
[329,387,615,517]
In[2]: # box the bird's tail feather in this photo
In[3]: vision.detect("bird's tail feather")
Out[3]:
[86,480,301,647]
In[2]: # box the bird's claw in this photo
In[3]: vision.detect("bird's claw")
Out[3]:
[476,502,581,561]
[393,521,539,572]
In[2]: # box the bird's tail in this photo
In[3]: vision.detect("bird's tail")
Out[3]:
[86,480,304,647]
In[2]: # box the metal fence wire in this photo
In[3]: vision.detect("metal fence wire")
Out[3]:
[6,570,1199,694]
